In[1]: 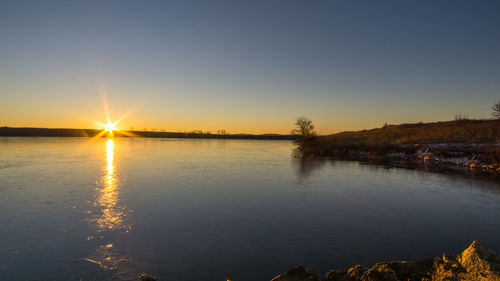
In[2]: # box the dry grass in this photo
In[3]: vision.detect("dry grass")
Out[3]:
[300,119,500,165]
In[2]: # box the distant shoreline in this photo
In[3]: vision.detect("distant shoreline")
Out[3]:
[0,126,296,140]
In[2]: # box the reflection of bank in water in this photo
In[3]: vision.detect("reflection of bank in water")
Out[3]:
[85,139,133,279]
[293,158,328,180]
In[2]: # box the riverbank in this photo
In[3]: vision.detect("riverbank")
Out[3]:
[298,120,500,173]
[270,241,500,281]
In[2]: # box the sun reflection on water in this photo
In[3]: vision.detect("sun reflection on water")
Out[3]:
[96,138,127,231]
[106,139,114,175]
[85,138,133,278]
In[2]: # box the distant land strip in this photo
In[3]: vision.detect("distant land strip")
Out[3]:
[0,127,296,140]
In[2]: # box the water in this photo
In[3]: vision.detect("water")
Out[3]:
[1,137,499,281]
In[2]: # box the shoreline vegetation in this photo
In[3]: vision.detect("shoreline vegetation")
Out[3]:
[0,126,295,140]
[297,119,500,173]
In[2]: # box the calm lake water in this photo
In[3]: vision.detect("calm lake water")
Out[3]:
[1,137,499,281]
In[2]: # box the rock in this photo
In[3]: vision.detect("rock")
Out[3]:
[139,273,157,281]
[270,241,500,281]
[324,269,349,280]
[271,265,318,281]
[346,265,366,280]
[456,240,500,281]
[432,254,465,281]
[362,262,400,280]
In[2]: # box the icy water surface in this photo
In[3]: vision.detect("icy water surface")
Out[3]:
[0,137,499,281]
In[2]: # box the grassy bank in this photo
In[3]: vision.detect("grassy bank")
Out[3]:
[299,119,500,168]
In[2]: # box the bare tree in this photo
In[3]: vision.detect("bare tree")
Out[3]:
[492,100,500,119]
[292,117,315,137]
[217,129,228,135]
[454,113,469,121]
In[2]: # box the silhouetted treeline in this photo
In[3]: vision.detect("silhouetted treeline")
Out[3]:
[0,127,295,140]
[131,131,294,140]
[0,127,101,137]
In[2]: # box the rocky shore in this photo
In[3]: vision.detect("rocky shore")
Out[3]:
[138,241,499,281]
[271,241,500,281]
[298,142,500,174]
[413,144,500,172]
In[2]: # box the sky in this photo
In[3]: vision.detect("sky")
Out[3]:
[0,0,499,134]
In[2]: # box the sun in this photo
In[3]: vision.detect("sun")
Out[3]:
[104,123,117,133]
[82,87,144,142]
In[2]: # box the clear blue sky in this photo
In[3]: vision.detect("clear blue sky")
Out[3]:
[1,0,499,133]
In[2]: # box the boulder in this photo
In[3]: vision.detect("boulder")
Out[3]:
[139,273,157,281]
[455,241,500,281]
[271,265,318,281]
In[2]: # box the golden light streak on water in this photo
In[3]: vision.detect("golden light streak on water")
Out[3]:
[85,139,133,277]
[95,138,125,231]
[106,139,114,176]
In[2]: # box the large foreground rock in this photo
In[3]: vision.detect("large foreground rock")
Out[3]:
[271,265,318,281]
[271,241,500,281]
